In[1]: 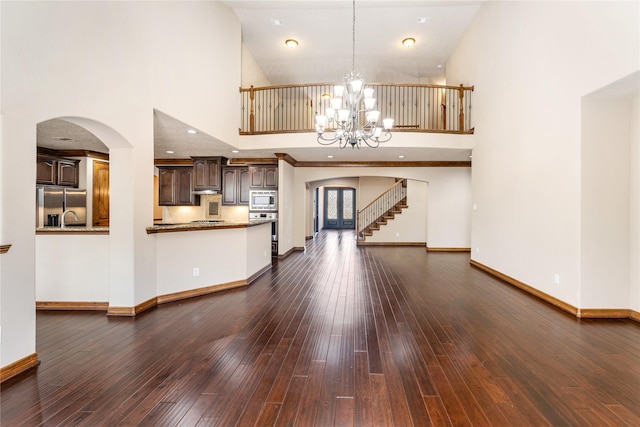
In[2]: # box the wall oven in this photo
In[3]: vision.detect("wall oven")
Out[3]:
[249,190,277,211]
[249,212,278,256]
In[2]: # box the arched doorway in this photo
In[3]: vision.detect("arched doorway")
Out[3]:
[35,116,132,309]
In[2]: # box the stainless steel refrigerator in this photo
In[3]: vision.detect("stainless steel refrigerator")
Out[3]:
[36,187,87,227]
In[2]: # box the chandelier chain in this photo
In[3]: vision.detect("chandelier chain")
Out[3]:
[352,0,356,72]
[314,0,394,148]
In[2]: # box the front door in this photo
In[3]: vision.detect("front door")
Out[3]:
[324,187,355,229]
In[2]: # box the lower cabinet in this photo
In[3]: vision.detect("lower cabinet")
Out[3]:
[222,167,249,205]
[158,167,197,206]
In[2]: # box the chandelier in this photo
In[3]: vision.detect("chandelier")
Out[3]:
[315,0,394,149]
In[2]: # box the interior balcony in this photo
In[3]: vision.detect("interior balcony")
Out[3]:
[237,82,475,162]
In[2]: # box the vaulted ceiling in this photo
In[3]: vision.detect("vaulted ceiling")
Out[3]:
[38,1,482,163]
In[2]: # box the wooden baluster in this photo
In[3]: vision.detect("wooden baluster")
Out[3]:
[458,84,465,131]
[249,85,255,134]
[440,89,447,130]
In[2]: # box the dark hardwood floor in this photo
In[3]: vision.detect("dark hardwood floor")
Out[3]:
[2,230,640,426]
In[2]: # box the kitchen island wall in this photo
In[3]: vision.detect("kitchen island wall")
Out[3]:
[154,221,272,301]
[35,221,272,308]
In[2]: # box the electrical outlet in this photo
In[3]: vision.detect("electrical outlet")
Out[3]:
[396,232,400,237]
[553,274,560,285]
[193,267,200,277]
[476,247,480,254]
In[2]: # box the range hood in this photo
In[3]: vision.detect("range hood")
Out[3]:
[192,189,219,195]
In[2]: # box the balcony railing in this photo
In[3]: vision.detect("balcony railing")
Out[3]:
[239,83,474,135]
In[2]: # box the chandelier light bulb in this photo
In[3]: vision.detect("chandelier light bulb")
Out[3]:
[364,97,376,110]
[366,110,380,123]
[325,108,335,119]
[350,78,364,93]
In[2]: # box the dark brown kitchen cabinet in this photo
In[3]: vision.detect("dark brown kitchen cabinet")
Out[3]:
[158,166,197,206]
[222,167,249,205]
[249,165,278,189]
[193,157,227,192]
[36,155,79,187]
[57,160,79,186]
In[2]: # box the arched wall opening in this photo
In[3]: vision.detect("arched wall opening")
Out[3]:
[34,116,135,308]
[292,167,471,252]
[303,175,431,246]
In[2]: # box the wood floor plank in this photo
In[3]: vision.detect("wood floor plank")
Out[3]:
[293,360,326,426]
[2,230,640,426]
[423,395,453,427]
[271,375,306,426]
[334,396,355,427]
[368,373,394,427]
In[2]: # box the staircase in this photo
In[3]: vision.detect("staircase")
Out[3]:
[357,179,408,242]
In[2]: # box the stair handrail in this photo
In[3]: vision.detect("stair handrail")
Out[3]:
[357,179,407,238]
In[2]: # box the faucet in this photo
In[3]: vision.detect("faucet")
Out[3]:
[61,210,79,228]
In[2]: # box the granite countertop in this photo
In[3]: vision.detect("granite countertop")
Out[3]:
[36,226,110,234]
[146,219,275,234]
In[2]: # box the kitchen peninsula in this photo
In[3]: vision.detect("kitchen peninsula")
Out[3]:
[147,219,274,305]
[35,219,274,313]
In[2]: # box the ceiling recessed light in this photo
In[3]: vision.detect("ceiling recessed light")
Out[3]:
[53,136,73,141]
[166,150,174,154]
[437,64,443,69]
[398,155,405,159]
[186,129,198,134]
[402,38,416,48]
[417,17,430,24]
[231,150,239,153]
[285,39,298,48]
[327,155,334,159]
[270,18,284,26]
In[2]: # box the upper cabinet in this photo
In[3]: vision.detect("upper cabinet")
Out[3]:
[249,165,278,189]
[37,154,79,187]
[222,167,250,205]
[158,166,197,206]
[193,157,227,192]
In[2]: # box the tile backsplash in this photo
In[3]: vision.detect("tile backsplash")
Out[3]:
[163,199,249,223]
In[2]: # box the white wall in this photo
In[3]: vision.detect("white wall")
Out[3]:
[631,94,640,313]
[241,43,272,88]
[447,1,639,308]
[581,93,630,308]
[358,176,396,209]
[278,160,296,253]
[1,1,241,369]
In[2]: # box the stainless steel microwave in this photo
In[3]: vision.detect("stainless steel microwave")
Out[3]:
[249,190,277,211]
